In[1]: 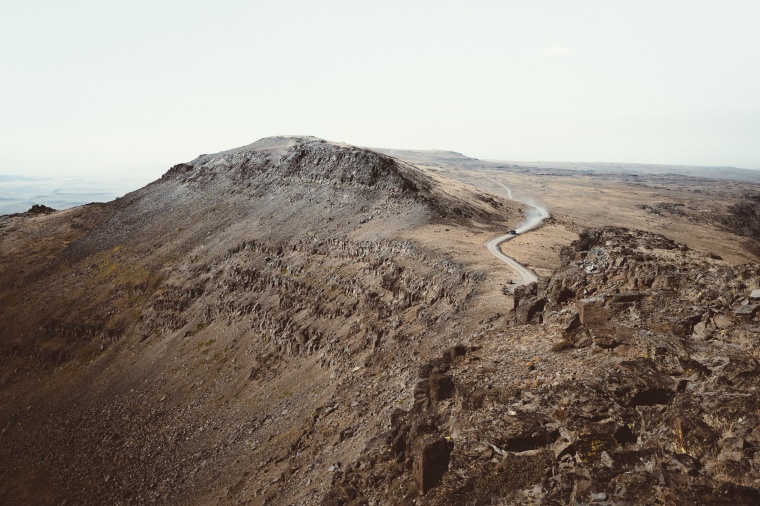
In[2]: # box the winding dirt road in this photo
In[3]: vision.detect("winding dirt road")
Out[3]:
[484,176,550,290]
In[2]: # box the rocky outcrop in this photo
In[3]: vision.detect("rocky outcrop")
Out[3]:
[721,193,760,243]
[323,346,471,503]
[164,137,426,194]
[156,136,499,225]
[322,227,760,505]
[27,204,56,214]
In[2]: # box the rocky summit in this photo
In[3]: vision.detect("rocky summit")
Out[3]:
[1,137,759,505]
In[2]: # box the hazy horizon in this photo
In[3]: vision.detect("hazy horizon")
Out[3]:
[3,140,760,184]
[2,1,760,179]
[5,142,760,216]
[0,172,158,215]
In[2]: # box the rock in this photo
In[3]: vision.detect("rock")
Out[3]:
[26,204,56,214]
[412,436,453,493]
[673,415,718,459]
[515,296,546,324]
[734,305,758,318]
[714,314,734,329]
[571,479,593,502]
[429,373,455,402]
[692,321,710,339]
[552,440,575,459]
[750,289,760,300]
[606,358,676,407]
[577,298,612,326]
[11,183,760,506]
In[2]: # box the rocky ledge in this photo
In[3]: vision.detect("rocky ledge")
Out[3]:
[325,227,760,505]
[162,136,431,196]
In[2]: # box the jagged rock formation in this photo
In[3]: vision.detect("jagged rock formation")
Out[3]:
[721,193,760,246]
[324,228,760,505]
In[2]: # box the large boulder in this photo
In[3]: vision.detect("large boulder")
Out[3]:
[576,298,612,326]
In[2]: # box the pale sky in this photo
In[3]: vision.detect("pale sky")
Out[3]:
[2,0,759,179]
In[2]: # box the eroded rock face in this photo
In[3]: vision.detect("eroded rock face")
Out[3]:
[413,436,454,493]
[322,227,760,505]
[721,194,760,243]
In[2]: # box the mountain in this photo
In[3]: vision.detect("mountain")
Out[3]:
[0,136,517,505]
[2,136,760,505]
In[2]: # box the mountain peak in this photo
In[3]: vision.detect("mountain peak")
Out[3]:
[162,136,429,195]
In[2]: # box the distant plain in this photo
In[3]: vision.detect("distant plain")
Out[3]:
[0,174,160,215]
[3,156,759,217]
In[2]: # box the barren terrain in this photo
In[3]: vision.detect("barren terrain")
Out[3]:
[381,149,760,267]
[1,137,759,505]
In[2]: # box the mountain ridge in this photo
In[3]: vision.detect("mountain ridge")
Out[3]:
[3,136,759,505]
[0,136,521,504]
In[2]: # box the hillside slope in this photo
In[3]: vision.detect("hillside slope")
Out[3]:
[3,137,759,505]
[0,136,519,505]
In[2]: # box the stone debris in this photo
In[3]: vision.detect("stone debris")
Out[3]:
[323,228,760,505]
